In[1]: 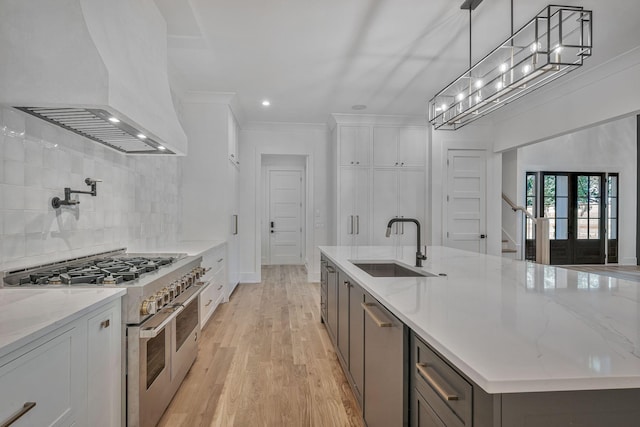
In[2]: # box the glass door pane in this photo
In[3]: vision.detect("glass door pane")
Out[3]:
[607,174,619,263]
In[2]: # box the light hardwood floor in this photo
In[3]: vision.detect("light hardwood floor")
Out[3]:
[158,265,364,427]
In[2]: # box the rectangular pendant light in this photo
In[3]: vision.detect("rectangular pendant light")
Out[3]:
[428,5,592,131]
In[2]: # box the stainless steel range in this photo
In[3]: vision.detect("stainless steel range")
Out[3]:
[1,248,206,427]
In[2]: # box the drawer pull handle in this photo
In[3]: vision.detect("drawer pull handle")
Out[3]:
[1,402,37,427]
[326,266,336,274]
[217,258,224,263]
[204,299,213,307]
[416,363,459,401]
[361,302,392,327]
[343,281,351,288]
[100,319,110,329]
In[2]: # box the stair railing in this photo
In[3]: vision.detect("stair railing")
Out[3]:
[502,193,550,265]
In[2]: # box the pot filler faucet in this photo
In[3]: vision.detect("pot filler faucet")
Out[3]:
[385,218,427,267]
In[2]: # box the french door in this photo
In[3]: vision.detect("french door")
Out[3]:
[541,172,606,264]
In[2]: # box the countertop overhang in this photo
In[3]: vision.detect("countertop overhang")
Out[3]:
[320,245,640,394]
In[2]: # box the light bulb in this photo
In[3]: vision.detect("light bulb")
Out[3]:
[108,117,120,123]
[137,133,147,139]
[499,63,509,73]
[456,93,465,101]
[158,145,166,151]
[262,100,271,107]
[474,80,483,89]
[522,64,532,74]
[495,81,504,90]
[441,104,447,111]
[530,42,541,53]
[475,95,481,102]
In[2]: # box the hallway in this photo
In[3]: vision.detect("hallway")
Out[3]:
[158,265,363,427]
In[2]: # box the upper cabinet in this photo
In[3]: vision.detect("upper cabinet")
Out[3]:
[339,126,371,166]
[373,126,426,168]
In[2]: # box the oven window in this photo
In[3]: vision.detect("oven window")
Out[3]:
[146,329,166,389]
[176,299,199,351]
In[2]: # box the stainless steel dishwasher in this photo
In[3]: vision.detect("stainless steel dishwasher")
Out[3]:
[362,294,408,427]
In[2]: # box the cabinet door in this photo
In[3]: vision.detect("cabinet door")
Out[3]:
[353,168,371,246]
[338,168,357,245]
[87,302,121,427]
[413,390,446,427]
[0,327,80,427]
[372,169,399,245]
[398,127,426,167]
[363,294,406,427]
[326,263,339,344]
[373,127,399,167]
[349,283,365,409]
[397,169,426,246]
[337,271,351,367]
[354,126,371,166]
[340,126,371,166]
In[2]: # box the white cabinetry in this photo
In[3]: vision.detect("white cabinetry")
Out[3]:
[372,168,426,245]
[340,126,371,166]
[87,303,121,427]
[199,243,228,328]
[181,98,240,298]
[0,298,121,427]
[373,126,426,168]
[333,118,427,247]
[339,167,370,246]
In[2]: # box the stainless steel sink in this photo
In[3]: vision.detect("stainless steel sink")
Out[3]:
[352,262,436,278]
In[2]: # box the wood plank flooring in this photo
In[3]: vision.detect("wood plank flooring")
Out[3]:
[563,265,640,283]
[158,265,363,427]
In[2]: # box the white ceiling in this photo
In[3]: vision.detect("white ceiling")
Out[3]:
[155,0,640,124]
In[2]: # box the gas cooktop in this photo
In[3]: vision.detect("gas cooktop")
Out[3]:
[1,248,187,288]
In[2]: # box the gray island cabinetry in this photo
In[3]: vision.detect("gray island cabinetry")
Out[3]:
[320,248,640,427]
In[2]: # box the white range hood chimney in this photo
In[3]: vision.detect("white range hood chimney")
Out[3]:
[0,0,187,155]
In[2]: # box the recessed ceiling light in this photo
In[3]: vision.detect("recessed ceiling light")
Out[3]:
[158,145,166,151]
[108,117,120,123]
[262,100,271,107]
[351,104,367,110]
[137,133,147,139]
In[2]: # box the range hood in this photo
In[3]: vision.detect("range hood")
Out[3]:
[0,0,187,155]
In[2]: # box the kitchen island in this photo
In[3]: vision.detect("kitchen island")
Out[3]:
[320,245,640,426]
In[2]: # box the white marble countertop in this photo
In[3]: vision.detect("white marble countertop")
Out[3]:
[320,245,640,394]
[0,288,126,360]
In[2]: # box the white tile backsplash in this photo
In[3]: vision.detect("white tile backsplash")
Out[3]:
[0,107,181,268]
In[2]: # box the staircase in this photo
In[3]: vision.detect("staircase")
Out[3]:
[502,239,517,258]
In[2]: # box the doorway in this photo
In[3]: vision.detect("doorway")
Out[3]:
[262,156,306,266]
[537,172,619,264]
[445,149,487,253]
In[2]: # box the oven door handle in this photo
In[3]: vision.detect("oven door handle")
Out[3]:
[172,283,206,308]
[139,306,184,339]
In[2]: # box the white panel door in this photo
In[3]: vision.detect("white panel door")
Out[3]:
[397,169,426,246]
[446,150,487,253]
[372,169,398,245]
[268,170,303,264]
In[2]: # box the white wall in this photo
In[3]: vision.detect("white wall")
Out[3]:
[430,123,503,256]
[0,107,180,269]
[239,123,330,282]
[517,116,637,264]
